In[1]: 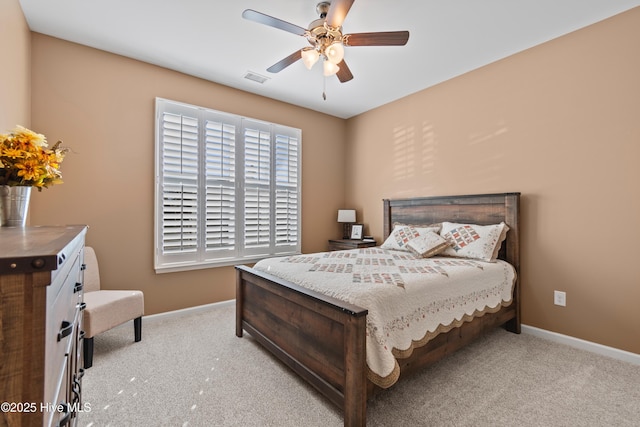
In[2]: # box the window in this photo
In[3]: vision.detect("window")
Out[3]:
[154,98,301,272]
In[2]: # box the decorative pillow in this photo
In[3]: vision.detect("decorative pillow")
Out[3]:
[406,231,450,258]
[381,224,441,252]
[439,222,509,262]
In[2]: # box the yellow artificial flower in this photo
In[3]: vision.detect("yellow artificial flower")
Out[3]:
[0,126,68,190]
[1,147,24,159]
[16,160,41,181]
[13,125,48,147]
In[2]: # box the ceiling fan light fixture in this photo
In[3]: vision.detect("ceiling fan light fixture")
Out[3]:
[325,41,344,64]
[301,47,320,70]
[323,60,340,77]
[243,2,410,85]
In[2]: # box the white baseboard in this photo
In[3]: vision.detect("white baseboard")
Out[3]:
[143,299,235,322]
[522,324,640,366]
[140,305,640,366]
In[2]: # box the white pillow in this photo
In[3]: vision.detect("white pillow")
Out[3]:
[439,222,509,262]
[381,224,440,252]
[406,231,450,258]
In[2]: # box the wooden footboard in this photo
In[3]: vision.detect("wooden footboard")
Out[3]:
[236,265,369,426]
[236,193,521,427]
[236,265,518,426]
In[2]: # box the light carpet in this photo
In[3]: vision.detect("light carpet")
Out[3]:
[79,302,640,427]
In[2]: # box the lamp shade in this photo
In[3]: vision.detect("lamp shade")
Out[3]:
[323,60,340,76]
[337,209,356,223]
[325,42,344,65]
[301,47,319,70]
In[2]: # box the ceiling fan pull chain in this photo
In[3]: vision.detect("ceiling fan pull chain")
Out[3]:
[322,76,327,100]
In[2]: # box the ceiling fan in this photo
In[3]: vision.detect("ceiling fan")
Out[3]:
[242,0,410,84]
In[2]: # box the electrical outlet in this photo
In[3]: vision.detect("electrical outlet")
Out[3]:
[554,290,566,307]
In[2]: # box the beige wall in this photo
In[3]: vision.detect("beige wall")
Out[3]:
[5,1,638,354]
[346,8,640,354]
[0,0,31,130]
[27,34,346,315]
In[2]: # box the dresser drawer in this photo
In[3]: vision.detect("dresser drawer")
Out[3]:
[46,354,71,427]
[44,253,82,412]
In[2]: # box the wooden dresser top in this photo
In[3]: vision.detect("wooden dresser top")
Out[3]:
[0,225,87,274]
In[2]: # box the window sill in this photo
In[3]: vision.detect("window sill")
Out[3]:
[155,252,301,274]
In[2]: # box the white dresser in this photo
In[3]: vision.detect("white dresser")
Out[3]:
[0,225,87,427]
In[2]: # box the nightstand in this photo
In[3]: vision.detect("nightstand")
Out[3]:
[328,239,377,251]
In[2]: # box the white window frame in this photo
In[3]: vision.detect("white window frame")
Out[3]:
[154,98,301,273]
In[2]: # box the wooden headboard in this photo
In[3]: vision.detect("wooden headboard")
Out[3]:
[383,192,520,266]
[383,192,521,317]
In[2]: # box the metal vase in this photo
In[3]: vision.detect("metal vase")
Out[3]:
[0,185,32,227]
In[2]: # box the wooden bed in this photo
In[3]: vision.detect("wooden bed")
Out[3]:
[236,192,520,426]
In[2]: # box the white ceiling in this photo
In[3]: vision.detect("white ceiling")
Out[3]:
[19,0,640,119]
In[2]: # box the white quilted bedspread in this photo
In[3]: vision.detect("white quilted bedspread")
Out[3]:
[253,247,516,388]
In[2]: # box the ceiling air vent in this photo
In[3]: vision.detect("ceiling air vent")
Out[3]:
[243,72,269,84]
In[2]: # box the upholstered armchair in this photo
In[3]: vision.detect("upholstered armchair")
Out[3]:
[82,246,144,368]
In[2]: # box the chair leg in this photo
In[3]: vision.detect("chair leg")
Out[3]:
[134,317,142,342]
[83,337,94,369]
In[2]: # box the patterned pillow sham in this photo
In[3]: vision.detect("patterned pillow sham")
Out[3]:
[406,231,450,258]
[439,222,509,262]
[381,224,441,252]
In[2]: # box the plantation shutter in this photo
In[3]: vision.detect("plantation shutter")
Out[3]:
[159,108,199,258]
[204,116,236,255]
[243,121,272,253]
[155,98,301,272]
[275,132,299,248]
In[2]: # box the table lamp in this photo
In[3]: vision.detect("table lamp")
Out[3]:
[337,209,356,239]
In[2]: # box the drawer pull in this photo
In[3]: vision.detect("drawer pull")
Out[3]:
[72,379,81,404]
[74,282,83,293]
[57,321,73,341]
[56,403,71,427]
[79,330,86,341]
[31,258,46,269]
[78,302,87,311]
[81,263,87,271]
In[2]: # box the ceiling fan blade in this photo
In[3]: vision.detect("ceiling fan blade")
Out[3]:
[266,50,302,73]
[336,60,353,83]
[325,0,355,28]
[242,9,307,36]
[343,31,410,46]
